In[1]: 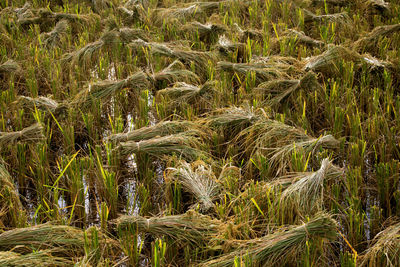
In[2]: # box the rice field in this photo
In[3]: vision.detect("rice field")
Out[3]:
[0,0,400,266]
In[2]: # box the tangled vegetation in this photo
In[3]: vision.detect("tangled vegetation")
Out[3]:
[0,0,400,266]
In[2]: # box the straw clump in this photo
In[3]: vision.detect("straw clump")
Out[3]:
[0,223,119,257]
[365,0,391,18]
[0,123,45,147]
[151,2,222,26]
[201,213,338,267]
[236,119,339,175]
[116,210,221,246]
[116,132,207,161]
[72,71,149,107]
[107,120,203,143]
[255,71,322,107]
[353,24,400,52]
[166,161,220,212]
[0,223,85,255]
[0,60,21,75]
[182,21,227,44]
[40,20,69,48]
[218,56,301,85]
[16,6,96,28]
[303,9,350,24]
[0,158,25,228]
[16,96,67,115]
[150,60,200,89]
[204,106,262,141]
[64,28,147,67]
[304,45,394,78]
[285,29,325,49]
[156,81,216,109]
[360,221,400,266]
[0,250,73,266]
[279,159,334,220]
[214,36,246,60]
[130,40,218,80]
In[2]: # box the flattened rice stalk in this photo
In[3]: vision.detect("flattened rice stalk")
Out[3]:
[150,60,200,89]
[0,123,45,147]
[182,21,227,44]
[0,250,73,266]
[360,220,400,266]
[353,24,400,52]
[116,132,207,161]
[0,158,26,228]
[116,210,222,246]
[200,213,338,267]
[107,120,205,143]
[40,20,69,48]
[255,71,321,107]
[71,71,149,107]
[156,81,216,110]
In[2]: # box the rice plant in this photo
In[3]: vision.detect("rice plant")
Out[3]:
[2,0,400,265]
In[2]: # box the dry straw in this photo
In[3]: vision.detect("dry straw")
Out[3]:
[360,221,400,266]
[166,161,220,211]
[279,159,337,219]
[0,223,119,257]
[203,106,262,140]
[72,71,149,107]
[0,223,86,255]
[107,120,203,143]
[116,132,207,161]
[150,60,200,89]
[63,28,147,67]
[285,29,325,48]
[150,2,222,26]
[0,158,25,228]
[201,213,338,267]
[156,81,216,109]
[303,9,350,24]
[40,20,69,48]
[129,39,218,80]
[16,96,67,115]
[255,71,321,107]
[182,21,227,43]
[214,36,246,58]
[304,45,393,76]
[116,211,221,246]
[235,119,339,175]
[17,5,96,28]
[217,61,287,84]
[0,123,45,147]
[0,250,72,266]
[353,24,400,52]
[0,60,21,75]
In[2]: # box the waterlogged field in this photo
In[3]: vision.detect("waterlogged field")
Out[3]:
[0,0,400,266]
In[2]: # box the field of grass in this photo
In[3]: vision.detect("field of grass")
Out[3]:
[1,0,400,266]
